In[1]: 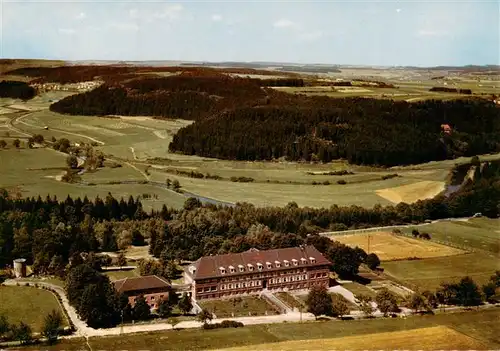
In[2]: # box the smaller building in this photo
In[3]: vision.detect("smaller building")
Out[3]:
[13,258,27,278]
[113,275,171,309]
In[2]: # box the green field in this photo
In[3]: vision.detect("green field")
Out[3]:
[403,218,500,253]
[21,309,500,351]
[383,252,499,291]
[275,292,305,309]
[0,286,69,332]
[103,268,140,281]
[198,296,280,318]
[0,148,186,210]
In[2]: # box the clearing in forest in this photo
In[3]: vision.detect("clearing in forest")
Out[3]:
[376,180,445,203]
[218,326,486,351]
[331,232,465,261]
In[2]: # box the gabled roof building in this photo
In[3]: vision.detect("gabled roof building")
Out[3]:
[113,275,171,309]
[185,245,331,300]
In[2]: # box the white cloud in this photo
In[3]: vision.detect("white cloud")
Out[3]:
[273,19,296,29]
[417,29,448,37]
[129,9,138,19]
[109,22,139,31]
[298,30,323,42]
[396,8,402,13]
[58,28,75,35]
[75,12,86,20]
[154,4,183,20]
[211,14,222,22]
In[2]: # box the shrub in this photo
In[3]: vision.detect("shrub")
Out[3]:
[381,174,399,180]
[337,179,347,185]
[230,176,254,183]
[202,320,244,330]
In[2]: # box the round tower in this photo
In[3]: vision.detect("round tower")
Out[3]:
[13,258,27,278]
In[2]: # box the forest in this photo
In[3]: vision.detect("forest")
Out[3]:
[47,69,500,166]
[0,80,35,100]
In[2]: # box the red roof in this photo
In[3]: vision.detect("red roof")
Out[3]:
[113,275,170,294]
[193,245,331,280]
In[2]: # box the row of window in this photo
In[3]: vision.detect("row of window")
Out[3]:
[220,258,316,274]
[218,269,310,283]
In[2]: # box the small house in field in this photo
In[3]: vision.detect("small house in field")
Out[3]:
[113,275,171,309]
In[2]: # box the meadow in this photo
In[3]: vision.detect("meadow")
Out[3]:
[21,309,500,351]
[0,286,69,332]
[198,296,279,318]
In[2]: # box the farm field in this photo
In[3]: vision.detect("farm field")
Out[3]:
[382,252,500,291]
[0,148,186,210]
[198,296,280,318]
[22,309,500,351]
[376,180,445,204]
[330,232,466,261]
[220,326,486,351]
[0,286,69,332]
[402,218,500,253]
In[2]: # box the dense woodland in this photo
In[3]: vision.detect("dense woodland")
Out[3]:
[47,69,500,166]
[0,81,35,100]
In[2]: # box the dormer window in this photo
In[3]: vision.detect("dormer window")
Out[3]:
[247,263,254,271]
[219,266,226,274]
[229,265,235,273]
[292,259,298,266]
[284,260,290,267]
[257,263,263,271]
[309,257,316,264]
[275,260,281,268]
[238,264,244,272]
[301,258,307,264]
[266,261,272,269]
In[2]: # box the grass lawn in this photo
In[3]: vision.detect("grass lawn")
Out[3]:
[331,232,466,261]
[198,296,280,318]
[275,292,305,309]
[17,276,65,288]
[382,252,500,291]
[402,218,500,254]
[22,309,500,351]
[103,268,140,281]
[0,286,69,332]
[342,282,377,299]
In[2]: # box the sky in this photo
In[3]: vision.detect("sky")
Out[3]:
[1,0,498,66]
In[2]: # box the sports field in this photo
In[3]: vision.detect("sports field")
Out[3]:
[331,232,466,261]
[0,285,69,332]
[219,326,485,351]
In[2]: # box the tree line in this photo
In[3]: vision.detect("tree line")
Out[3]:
[0,80,35,100]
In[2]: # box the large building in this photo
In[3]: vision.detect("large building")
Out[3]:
[185,245,331,300]
[113,275,171,309]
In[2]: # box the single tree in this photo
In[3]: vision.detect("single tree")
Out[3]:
[422,290,439,309]
[365,253,381,270]
[11,322,32,345]
[66,155,78,169]
[116,252,127,268]
[12,139,20,148]
[0,314,10,339]
[197,308,213,324]
[167,288,180,307]
[357,295,375,317]
[0,140,7,149]
[407,293,431,313]
[375,288,399,316]
[331,294,349,318]
[132,295,151,321]
[482,283,497,302]
[157,298,173,318]
[178,293,193,315]
[456,276,482,306]
[306,286,333,319]
[172,180,180,190]
[42,309,62,344]
[411,229,419,238]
